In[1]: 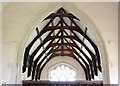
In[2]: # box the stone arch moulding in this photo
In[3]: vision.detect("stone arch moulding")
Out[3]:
[17,2,110,84]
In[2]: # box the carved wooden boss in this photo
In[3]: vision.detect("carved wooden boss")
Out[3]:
[22,7,102,81]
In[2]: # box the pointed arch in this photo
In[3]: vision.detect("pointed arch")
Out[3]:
[17,2,110,84]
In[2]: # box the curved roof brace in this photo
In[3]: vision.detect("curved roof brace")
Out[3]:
[22,7,102,81]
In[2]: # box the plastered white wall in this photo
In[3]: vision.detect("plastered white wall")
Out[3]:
[2,2,118,84]
[2,42,17,84]
[0,2,2,86]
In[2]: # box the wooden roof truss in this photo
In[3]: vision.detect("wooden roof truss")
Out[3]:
[22,7,102,81]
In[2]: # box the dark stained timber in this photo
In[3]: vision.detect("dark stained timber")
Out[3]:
[22,7,102,80]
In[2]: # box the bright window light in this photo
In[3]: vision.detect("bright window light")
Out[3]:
[49,64,76,81]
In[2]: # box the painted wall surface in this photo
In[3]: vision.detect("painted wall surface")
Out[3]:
[0,2,2,85]
[2,2,118,84]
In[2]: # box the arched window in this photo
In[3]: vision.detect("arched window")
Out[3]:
[49,63,77,81]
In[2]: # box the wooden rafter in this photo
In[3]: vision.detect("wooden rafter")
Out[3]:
[22,7,102,80]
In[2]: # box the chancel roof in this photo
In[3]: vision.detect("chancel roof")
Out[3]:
[22,7,102,80]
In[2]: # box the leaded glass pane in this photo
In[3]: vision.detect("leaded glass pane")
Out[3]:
[49,64,76,81]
